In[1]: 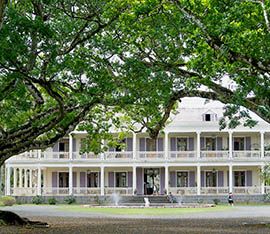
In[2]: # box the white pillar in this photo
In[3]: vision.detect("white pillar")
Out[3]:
[165,165,169,194]
[69,133,73,160]
[132,166,137,195]
[229,131,233,158]
[197,165,201,195]
[29,169,32,188]
[164,132,169,160]
[261,131,265,158]
[38,150,41,159]
[69,166,73,195]
[13,168,17,188]
[196,132,201,159]
[229,165,233,193]
[19,168,23,188]
[37,167,41,195]
[261,165,265,194]
[24,169,28,188]
[100,166,105,196]
[133,132,137,160]
[6,166,11,195]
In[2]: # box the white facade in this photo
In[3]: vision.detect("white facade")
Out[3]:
[5,98,270,197]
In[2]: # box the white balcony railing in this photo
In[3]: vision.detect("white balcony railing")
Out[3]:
[138,151,164,159]
[11,187,37,196]
[104,152,133,160]
[42,187,69,195]
[233,151,261,159]
[201,151,229,159]
[104,187,133,195]
[73,187,101,195]
[72,152,100,160]
[201,187,229,195]
[169,151,196,159]
[265,186,270,193]
[169,187,197,195]
[42,152,69,159]
[233,186,261,194]
[265,151,270,157]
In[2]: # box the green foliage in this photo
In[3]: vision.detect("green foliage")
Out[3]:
[0,196,16,206]
[32,195,45,205]
[64,196,76,205]
[213,199,220,205]
[261,164,270,186]
[48,197,57,205]
[263,193,270,203]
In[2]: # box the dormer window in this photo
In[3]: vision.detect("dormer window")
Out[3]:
[202,110,218,122]
[205,114,211,122]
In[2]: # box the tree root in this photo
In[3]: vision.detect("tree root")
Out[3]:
[0,210,49,227]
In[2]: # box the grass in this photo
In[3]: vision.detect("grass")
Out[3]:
[57,205,230,216]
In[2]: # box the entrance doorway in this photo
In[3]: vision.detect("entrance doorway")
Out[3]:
[87,172,99,187]
[144,168,160,195]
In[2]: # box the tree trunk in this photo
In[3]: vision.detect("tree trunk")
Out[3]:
[0,210,49,227]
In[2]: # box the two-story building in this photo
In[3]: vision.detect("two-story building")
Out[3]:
[5,98,270,201]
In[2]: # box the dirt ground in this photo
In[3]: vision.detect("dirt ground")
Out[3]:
[0,216,270,234]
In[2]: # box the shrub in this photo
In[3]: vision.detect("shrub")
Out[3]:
[264,193,270,203]
[32,195,44,205]
[64,195,76,204]
[213,199,220,205]
[48,197,57,205]
[0,196,16,206]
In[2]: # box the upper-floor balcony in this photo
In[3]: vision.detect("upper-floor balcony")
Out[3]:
[7,131,270,163]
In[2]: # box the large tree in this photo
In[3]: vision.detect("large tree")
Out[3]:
[96,0,270,137]
[0,0,134,165]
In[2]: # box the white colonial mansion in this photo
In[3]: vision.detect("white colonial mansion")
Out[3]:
[5,98,270,198]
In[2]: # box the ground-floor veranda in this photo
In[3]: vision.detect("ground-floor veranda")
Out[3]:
[5,164,269,197]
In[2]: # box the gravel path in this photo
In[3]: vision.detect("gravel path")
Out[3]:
[0,216,270,234]
[1,205,270,233]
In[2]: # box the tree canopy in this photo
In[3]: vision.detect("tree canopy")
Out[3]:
[1,0,270,163]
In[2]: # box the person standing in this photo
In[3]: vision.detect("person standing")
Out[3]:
[228,192,234,206]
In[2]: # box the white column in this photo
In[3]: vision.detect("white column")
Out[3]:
[197,165,201,195]
[24,169,28,188]
[29,169,32,188]
[38,150,41,159]
[261,131,265,158]
[101,140,105,160]
[13,168,17,188]
[19,168,23,188]
[164,132,169,160]
[69,166,73,195]
[69,133,73,160]
[37,167,41,195]
[229,164,233,193]
[229,131,233,158]
[196,132,201,159]
[165,165,169,194]
[6,166,11,195]
[133,132,137,160]
[132,166,137,195]
[100,166,105,196]
[261,165,265,194]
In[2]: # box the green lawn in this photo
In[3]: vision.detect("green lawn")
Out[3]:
[57,205,230,216]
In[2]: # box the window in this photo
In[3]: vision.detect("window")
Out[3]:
[59,142,65,151]
[58,172,69,187]
[87,172,98,187]
[115,172,127,187]
[205,171,217,187]
[205,137,216,150]
[234,137,245,151]
[234,171,245,187]
[177,138,188,151]
[205,114,211,121]
[177,172,188,187]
